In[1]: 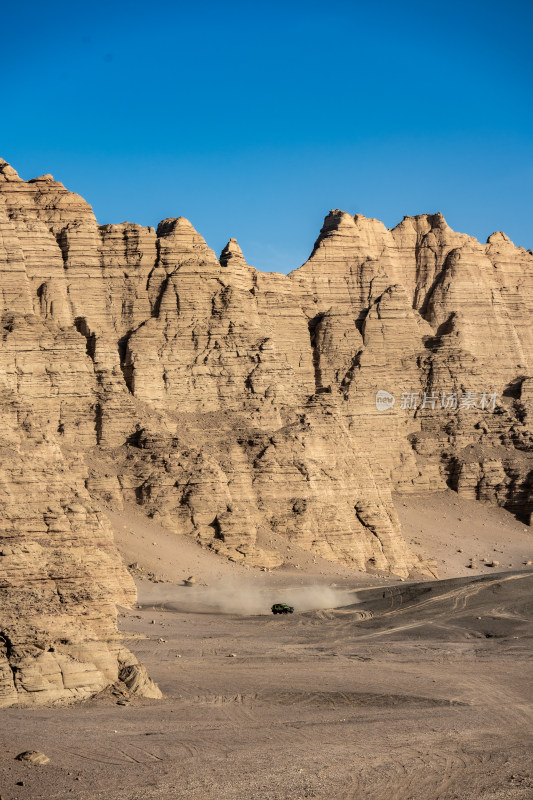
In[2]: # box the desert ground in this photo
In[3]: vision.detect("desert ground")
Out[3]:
[1,492,532,800]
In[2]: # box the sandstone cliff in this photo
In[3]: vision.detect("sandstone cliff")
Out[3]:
[1,159,532,706]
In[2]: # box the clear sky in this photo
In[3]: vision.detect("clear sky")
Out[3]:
[2,0,532,272]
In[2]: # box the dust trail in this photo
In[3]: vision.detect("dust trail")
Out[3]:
[138,582,359,615]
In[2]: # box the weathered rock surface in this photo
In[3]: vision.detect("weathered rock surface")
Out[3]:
[15,751,50,765]
[117,662,162,699]
[0,158,531,706]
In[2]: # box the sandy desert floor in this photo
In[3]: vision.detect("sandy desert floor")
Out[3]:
[1,493,532,800]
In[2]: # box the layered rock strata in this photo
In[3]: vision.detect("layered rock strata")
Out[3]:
[1,159,532,705]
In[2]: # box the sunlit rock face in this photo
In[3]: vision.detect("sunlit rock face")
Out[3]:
[1,158,532,705]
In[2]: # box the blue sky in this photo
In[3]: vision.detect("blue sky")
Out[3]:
[2,0,532,272]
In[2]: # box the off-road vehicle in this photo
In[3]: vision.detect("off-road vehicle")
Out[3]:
[271,603,294,614]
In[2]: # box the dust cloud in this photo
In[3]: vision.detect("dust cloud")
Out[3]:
[138,582,358,615]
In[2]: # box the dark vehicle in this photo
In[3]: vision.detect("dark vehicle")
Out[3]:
[271,603,294,615]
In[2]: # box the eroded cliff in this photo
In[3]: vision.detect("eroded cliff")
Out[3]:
[1,159,531,706]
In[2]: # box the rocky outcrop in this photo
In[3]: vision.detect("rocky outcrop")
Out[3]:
[0,417,138,707]
[1,157,532,705]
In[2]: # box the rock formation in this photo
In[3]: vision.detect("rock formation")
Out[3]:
[0,159,532,706]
